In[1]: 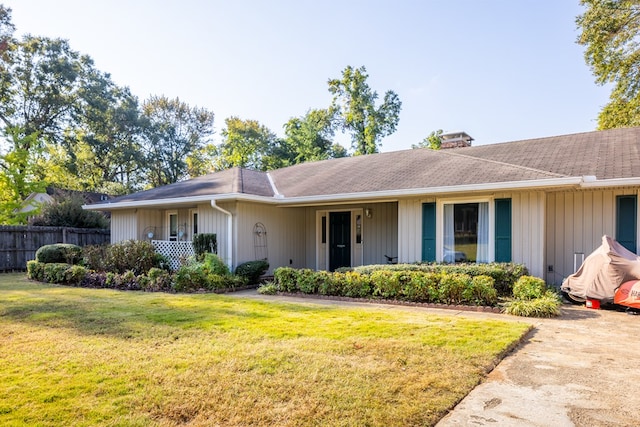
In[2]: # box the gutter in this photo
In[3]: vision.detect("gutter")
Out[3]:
[579,176,640,188]
[83,176,587,211]
[210,199,233,270]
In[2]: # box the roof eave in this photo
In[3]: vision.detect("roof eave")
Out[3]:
[83,176,588,211]
[275,176,584,206]
[82,193,279,211]
[579,177,640,188]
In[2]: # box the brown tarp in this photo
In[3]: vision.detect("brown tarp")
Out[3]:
[561,235,640,302]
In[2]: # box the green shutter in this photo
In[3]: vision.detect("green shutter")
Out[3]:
[616,195,637,253]
[422,203,436,262]
[495,198,512,262]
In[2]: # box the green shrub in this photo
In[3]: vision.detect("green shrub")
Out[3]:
[355,262,527,296]
[371,271,407,299]
[84,240,166,275]
[29,195,109,229]
[202,253,230,276]
[438,273,471,305]
[298,269,319,294]
[65,265,87,285]
[258,282,278,295]
[462,275,498,306]
[43,263,70,283]
[26,260,45,281]
[513,276,547,300]
[192,233,217,257]
[403,272,440,302]
[504,291,562,317]
[235,260,269,284]
[36,244,83,264]
[341,271,371,298]
[317,271,341,296]
[174,264,209,292]
[273,267,299,292]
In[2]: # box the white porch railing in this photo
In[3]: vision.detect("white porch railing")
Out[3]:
[152,240,195,270]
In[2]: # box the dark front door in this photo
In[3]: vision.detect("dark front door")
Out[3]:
[329,212,351,271]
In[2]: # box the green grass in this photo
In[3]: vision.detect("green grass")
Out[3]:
[0,273,531,426]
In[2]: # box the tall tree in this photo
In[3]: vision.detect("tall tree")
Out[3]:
[141,95,215,187]
[577,0,640,128]
[328,66,401,155]
[215,116,280,171]
[73,69,145,192]
[0,129,46,224]
[0,35,89,148]
[284,108,347,162]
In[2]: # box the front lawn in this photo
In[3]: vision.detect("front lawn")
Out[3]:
[0,273,531,426]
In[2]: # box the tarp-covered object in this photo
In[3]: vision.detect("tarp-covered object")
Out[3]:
[561,235,640,303]
[614,280,640,309]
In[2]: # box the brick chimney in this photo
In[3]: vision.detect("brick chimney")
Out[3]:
[440,131,473,149]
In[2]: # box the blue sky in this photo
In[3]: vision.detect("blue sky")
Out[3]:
[5,0,609,152]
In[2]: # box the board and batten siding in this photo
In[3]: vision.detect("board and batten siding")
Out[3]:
[110,210,138,243]
[303,202,398,269]
[197,202,232,266]
[234,202,306,273]
[545,188,639,286]
[397,192,546,278]
[499,191,545,279]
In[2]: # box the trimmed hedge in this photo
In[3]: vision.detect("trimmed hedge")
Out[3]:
[269,267,503,307]
[349,262,528,296]
[235,260,269,284]
[27,260,87,285]
[35,244,83,264]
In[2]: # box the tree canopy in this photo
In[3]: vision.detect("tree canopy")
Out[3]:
[328,65,401,155]
[577,0,640,128]
[0,4,408,224]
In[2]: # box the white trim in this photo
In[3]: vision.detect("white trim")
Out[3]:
[166,211,178,241]
[210,200,233,269]
[580,177,640,188]
[266,172,284,199]
[84,177,585,211]
[189,208,199,237]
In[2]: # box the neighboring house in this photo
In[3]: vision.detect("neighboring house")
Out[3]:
[20,187,113,216]
[84,127,640,285]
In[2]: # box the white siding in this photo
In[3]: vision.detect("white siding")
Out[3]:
[545,188,639,286]
[398,198,434,263]
[303,202,398,270]
[507,191,545,279]
[235,202,306,273]
[398,192,546,278]
[198,202,233,266]
[110,210,137,242]
[137,209,162,240]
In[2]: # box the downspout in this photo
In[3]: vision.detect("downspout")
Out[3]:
[211,199,233,270]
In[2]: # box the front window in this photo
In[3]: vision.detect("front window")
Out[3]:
[443,202,489,263]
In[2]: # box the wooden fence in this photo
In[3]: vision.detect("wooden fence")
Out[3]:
[0,225,110,271]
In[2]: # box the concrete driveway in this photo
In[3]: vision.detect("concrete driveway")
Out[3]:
[437,305,640,427]
[229,291,640,426]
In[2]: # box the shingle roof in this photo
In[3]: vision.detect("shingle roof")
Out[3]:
[460,127,640,180]
[92,127,640,206]
[103,167,273,204]
[268,148,563,197]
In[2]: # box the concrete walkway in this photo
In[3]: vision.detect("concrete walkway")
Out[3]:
[228,290,640,426]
